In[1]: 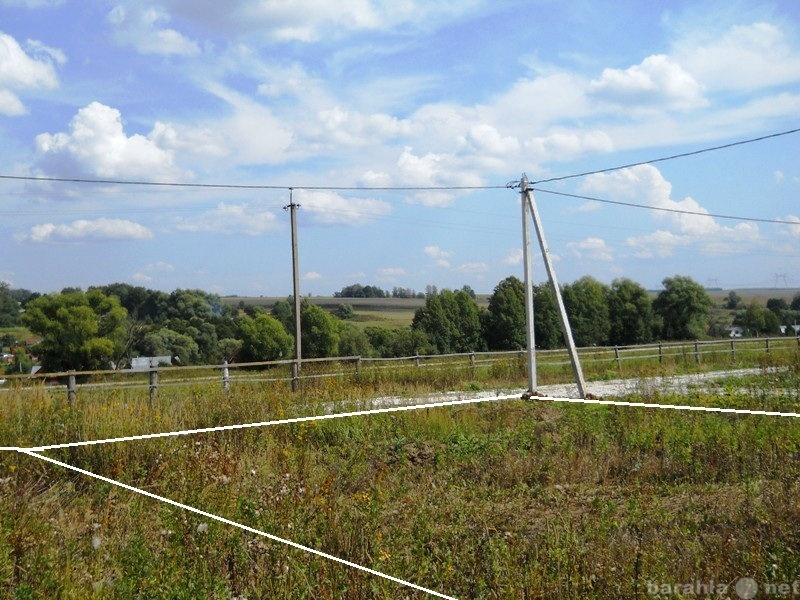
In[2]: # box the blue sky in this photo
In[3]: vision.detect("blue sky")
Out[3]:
[1,0,799,296]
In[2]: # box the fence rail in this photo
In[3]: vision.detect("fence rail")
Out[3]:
[2,336,798,403]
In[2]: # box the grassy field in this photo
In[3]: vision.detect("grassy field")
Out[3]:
[222,296,491,330]
[1,349,800,598]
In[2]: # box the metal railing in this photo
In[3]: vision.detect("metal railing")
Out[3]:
[2,336,797,404]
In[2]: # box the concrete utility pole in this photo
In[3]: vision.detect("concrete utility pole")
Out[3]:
[285,191,302,391]
[520,175,537,393]
[521,177,587,399]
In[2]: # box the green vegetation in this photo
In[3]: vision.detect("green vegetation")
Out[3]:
[3,278,800,378]
[1,351,799,597]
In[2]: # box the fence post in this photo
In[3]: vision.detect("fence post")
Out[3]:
[470,352,476,377]
[356,356,362,375]
[766,338,770,354]
[149,368,158,406]
[67,372,76,406]
[415,355,420,368]
[291,362,299,392]
[694,341,700,364]
[731,339,736,360]
[222,360,230,393]
[658,343,663,365]
[614,346,621,370]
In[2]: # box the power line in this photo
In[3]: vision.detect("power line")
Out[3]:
[0,173,506,192]
[516,127,800,185]
[533,187,800,226]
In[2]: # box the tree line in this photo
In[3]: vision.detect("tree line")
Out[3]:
[2,276,799,375]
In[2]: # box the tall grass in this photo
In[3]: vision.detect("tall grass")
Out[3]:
[1,352,799,597]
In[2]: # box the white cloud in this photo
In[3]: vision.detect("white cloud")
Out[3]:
[156,1,483,43]
[132,263,175,283]
[108,4,200,56]
[35,102,181,179]
[174,202,279,235]
[131,272,152,283]
[588,54,707,110]
[297,190,391,225]
[455,261,489,275]
[20,218,153,242]
[0,89,25,115]
[461,123,519,155]
[674,22,800,92]
[315,106,412,146]
[785,215,800,239]
[585,165,761,256]
[424,245,453,268]
[1,0,64,6]
[303,271,322,281]
[0,32,62,115]
[396,146,483,207]
[201,83,294,165]
[503,248,523,265]
[567,237,613,262]
[525,130,613,162]
[626,230,689,258]
[378,267,405,279]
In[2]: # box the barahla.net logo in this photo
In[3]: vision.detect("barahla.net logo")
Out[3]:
[647,577,800,598]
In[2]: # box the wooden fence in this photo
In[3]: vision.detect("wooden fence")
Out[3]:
[2,336,798,404]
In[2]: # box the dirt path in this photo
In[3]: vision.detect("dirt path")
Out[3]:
[368,368,765,410]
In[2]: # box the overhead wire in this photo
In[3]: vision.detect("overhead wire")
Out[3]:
[524,126,800,185]
[532,187,800,227]
[0,173,506,192]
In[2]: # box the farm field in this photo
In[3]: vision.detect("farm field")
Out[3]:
[222,295,491,329]
[1,350,799,598]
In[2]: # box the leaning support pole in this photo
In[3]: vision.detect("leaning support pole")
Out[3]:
[520,176,537,393]
[524,185,587,398]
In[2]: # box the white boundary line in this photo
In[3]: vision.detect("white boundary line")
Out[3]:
[3,392,799,453]
[5,392,800,598]
[17,393,522,451]
[18,448,458,600]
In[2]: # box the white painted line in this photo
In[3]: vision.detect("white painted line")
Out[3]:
[10,391,800,453]
[19,448,458,600]
[536,395,800,417]
[25,393,523,451]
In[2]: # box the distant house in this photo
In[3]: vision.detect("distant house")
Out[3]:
[726,326,744,338]
[130,356,172,371]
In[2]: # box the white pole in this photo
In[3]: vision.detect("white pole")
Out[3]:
[286,191,302,391]
[520,176,537,393]
[525,187,587,398]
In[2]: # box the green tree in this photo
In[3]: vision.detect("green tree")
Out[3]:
[741,302,780,336]
[724,290,743,310]
[792,293,800,312]
[653,276,713,340]
[607,278,658,345]
[239,314,294,362]
[301,301,340,358]
[412,289,483,354]
[0,282,20,326]
[22,290,128,372]
[140,328,201,364]
[337,324,373,357]
[334,303,356,320]
[270,299,294,332]
[562,276,611,347]
[484,276,526,350]
[766,298,789,314]
[533,284,561,349]
[218,338,243,363]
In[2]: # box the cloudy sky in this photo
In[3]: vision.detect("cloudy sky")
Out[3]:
[1,0,799,296]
